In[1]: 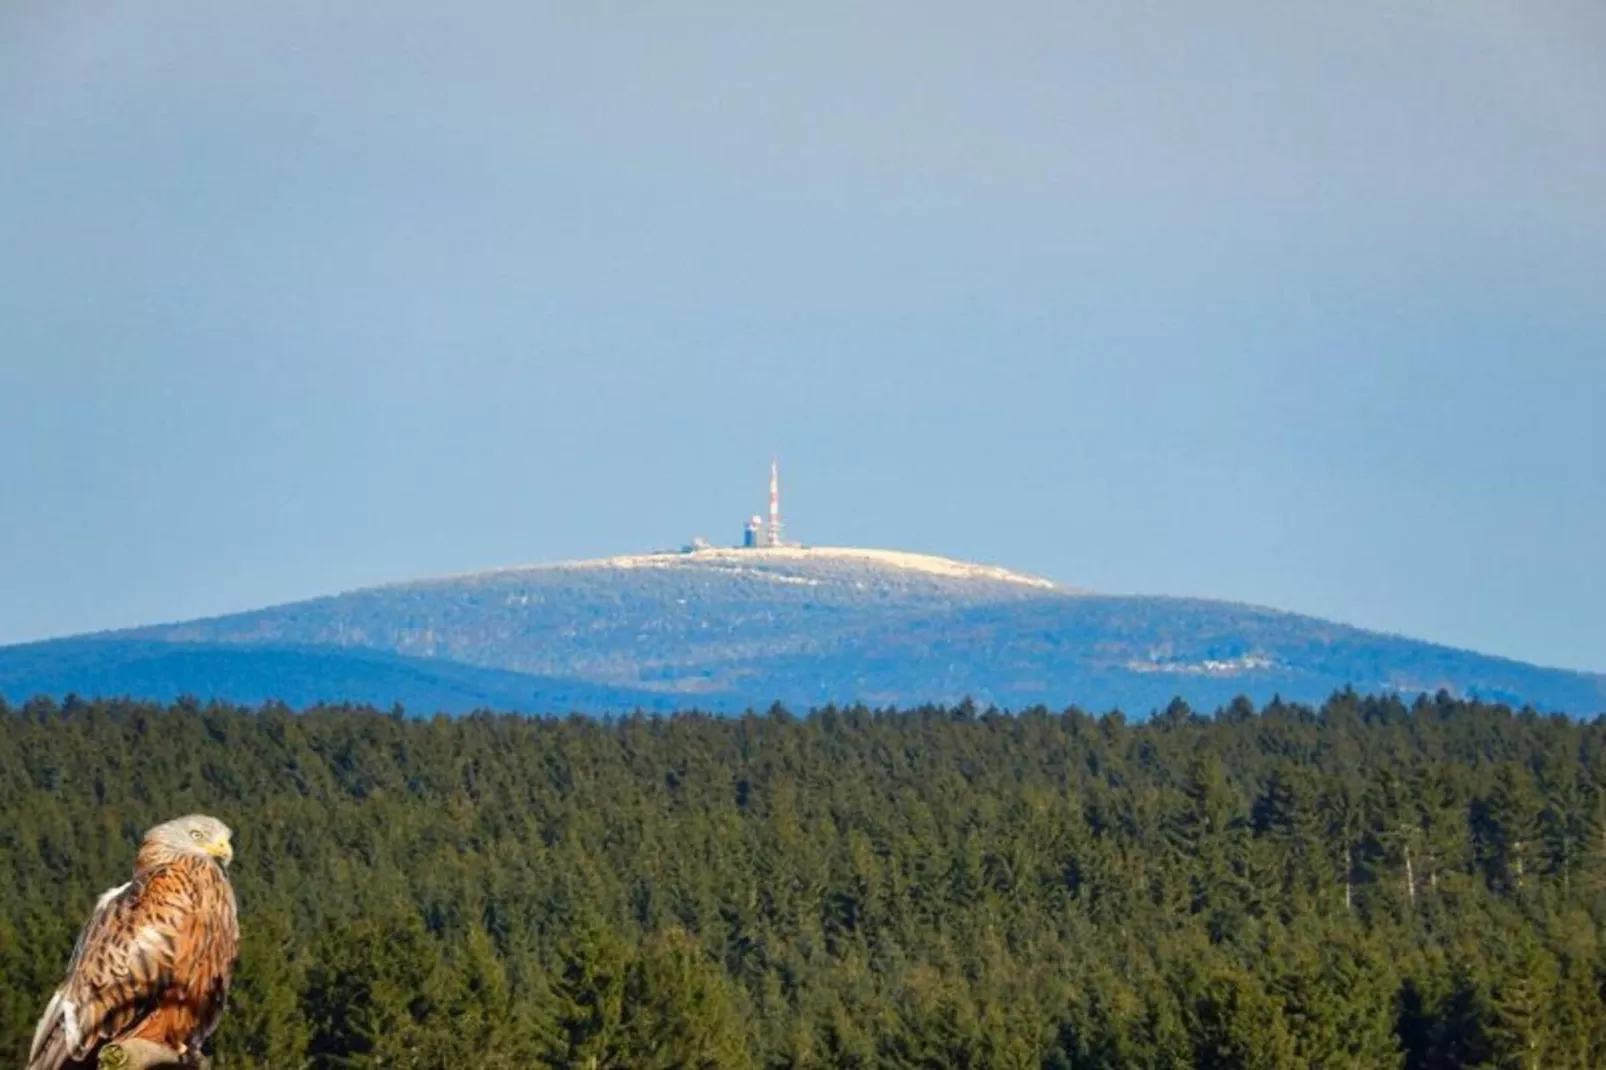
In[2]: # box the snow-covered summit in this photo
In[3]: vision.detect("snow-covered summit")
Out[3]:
[558,546,1062,591]
[383,545,1068,596]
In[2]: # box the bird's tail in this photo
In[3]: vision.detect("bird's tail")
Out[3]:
[27,989,75,1070]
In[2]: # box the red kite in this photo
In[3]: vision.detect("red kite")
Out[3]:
[28,815,240,1070]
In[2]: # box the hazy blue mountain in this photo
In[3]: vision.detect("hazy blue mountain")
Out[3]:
[3,547,1601,716]
[0,639,681,714]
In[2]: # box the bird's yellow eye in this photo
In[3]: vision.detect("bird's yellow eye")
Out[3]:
[190,829,205,841]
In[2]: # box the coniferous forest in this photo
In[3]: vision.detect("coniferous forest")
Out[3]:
[4,692,1606,1069]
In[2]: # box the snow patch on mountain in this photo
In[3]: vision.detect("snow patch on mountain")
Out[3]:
[1125,653,1278,676]
[560,546,1062,590]
[378,545,1067,596]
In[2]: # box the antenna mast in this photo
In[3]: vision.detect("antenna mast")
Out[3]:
[767,458,783,547]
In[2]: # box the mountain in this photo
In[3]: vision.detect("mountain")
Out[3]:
[2,546,1601,716]
[0,638,682,715]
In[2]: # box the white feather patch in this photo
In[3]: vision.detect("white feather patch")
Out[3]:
[96,882,131,910]
[61,999,81,1050]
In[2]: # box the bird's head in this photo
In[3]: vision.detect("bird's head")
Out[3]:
[140,814,235,870]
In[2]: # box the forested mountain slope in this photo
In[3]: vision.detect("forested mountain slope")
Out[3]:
[3,547,1601,715]
[4,693,1606,1068]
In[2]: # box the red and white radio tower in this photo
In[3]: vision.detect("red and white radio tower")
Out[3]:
[767,458,783,547]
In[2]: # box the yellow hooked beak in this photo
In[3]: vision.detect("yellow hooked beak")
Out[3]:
[207,839,234,866]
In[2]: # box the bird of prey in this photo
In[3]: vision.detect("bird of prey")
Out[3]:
[27,815,240,1070]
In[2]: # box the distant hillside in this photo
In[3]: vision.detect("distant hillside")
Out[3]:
[2,546,1601,715]
[0,639,681,714]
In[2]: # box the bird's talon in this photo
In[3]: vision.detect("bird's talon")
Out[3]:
[99,1044,130,1070]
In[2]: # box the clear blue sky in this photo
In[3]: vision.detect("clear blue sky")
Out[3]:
[1,2,1602,671]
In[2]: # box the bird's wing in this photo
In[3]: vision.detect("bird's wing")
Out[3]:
[27,872,186,1070]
